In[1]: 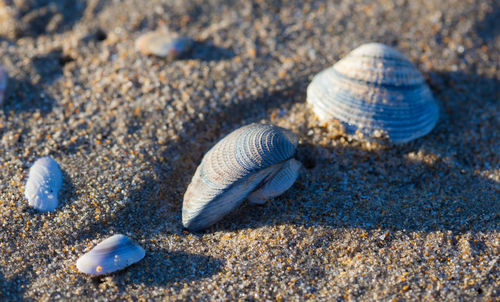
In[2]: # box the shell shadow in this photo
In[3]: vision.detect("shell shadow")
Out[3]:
[0,268,30,300]
[31,49,73,85]
[1,76,56,114]
[227,142,499,233]
[1,48,75,114]
[125,250,223,286]
[59,169,77,210]
[187,41,236,62]
[2,49,69,114]
[473,2,500,43]
[2,0,86,39]
[82,250,223,294]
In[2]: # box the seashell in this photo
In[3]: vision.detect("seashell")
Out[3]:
[25,157,62,212]
[135,31,194,58]
[307,43,439,144]
[76,234,145,275]
[182,123,302,231]
[0,66,7,106]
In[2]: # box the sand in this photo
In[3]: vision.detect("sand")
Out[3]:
[0,0,499,300]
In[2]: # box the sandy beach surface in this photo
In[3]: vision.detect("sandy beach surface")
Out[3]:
[0,0,499,300]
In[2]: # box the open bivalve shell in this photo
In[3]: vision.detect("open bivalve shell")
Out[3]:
[25,157,62,212]
[307,43,439,144]
[182,123,302,231]
[76,234,145,275]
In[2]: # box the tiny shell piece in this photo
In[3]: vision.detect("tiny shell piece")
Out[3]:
[182,123,301,231]
[307,43,439,144]
[0,66,7,106]
[76,234,145,276]
[135,31,193,58]
[25,157,62,212]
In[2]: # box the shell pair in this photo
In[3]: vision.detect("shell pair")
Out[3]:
[182,123,302,231]
[307,43,439,144]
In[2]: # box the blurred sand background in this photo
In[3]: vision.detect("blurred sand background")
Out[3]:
[0,0,499,300]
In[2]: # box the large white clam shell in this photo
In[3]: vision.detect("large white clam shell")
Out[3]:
[182,123,301,231]
[307,43,439,143]
[25,157,62,212]
[76,234,145,275]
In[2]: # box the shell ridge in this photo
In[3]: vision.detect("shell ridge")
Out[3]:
[250,125,267,168]
[316,84,434,116]
[261,128,277,167]
[318,90,436,126]
[233,127,257,173]
[329,68,424,89]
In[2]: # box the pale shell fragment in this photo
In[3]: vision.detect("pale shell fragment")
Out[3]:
[182,123,301,231]
[0,66,7,106]
[135,31,193,58]
[307,43,439,144]
[76,234,145,276]
[25,157,62,212]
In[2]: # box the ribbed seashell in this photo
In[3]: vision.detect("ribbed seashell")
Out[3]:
[307,43,439,144]
[182,123,302,231]
[76,234,145,275]
[0,66,7,106]
[135,31,193,58]
[25,157,62,212]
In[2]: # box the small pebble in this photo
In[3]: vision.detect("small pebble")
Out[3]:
[76,234,145,276]
[135,31,193,59]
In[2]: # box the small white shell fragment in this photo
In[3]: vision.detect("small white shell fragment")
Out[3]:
[76,234,145,276]
[135,30,193,58]
[0,65,7,106]
[25,157,62,212]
